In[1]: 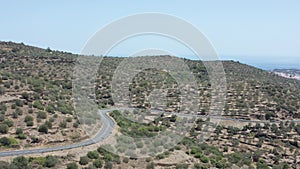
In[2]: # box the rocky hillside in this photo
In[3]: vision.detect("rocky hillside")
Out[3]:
[0,42,299,168]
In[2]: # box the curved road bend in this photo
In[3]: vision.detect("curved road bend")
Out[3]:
[0,107,299,157]
[0,109,115,157]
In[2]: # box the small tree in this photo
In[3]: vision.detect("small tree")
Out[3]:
[15,100,23,107]
[46,105,55,114]
[67,162,78,169]
[59,121,67,128]
[0,137,11,146]
[26,121,34,127]
[79,156,89,165]
[87,151,99,159]
[43,155,58,168]
[12,156,28,169]
[38,124,48,133]
[0,124,8,134]
[37,111,47,119]
[93,159,103,168]
[21,92,29,100]
[16,128,23,135]
[104,161,112,169]
[33,100,43,110]
[24,115,34,122]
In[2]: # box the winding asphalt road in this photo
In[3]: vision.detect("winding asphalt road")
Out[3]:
[0,109,115,157]
[0,107,299,157]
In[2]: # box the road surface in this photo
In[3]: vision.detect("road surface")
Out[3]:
[0,109,115,157]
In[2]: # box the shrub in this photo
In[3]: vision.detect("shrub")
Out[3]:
[79,156,89,165]
[16,128,23,135]
[0,124,8,134]
[200,156,209,163]
[37,111,47,119]
[3,120,13,127]
[59,121,67,128]
[17,133,26,140]
[43,155,58,168]
[0,137,11,146]
[46,105,55,114]
[104,161,112,169]
[15,100,24,107]
[67,162,78,169]
[12,156,28,169]
[123,157,129,163]
[0,87,5,95]
[93,159,103,168]
[87,151,99,159]
[38,124,48,133]
[295,124,300,135]
[11,104,16,109]
[146,162,155,169]
[66,117,72,122]
[21,92,29,100]
[24,115,34,122]
[73,122,79,128]
[26,121,34,126]
[0,114,4,122]
[0,104,7,112]
[33,100,43,110]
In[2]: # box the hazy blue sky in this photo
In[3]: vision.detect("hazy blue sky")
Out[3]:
[0,0,299,69]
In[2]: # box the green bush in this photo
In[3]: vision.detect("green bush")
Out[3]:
[59,121,67,128]
[295,124,300,135]
[26,121,34,126]
[16,128,23,135]
[0,137,11,146]
[104,161,112,169]
[200,155,209,163]
[33,100,44,110]
[67,162,78,169]
[93,159,103,168]
[37,111,47,119]
[38,124,48,133]
[12,156,28,169]
[15,100,24,107]
[43,155,58,168]
[0,104,7,112]
[73,122,79,128]
[0,124,8,134]
[66,117,72,122]
[21,92,29,100]
[46,105,55,114]
[87,151,99,159]
[44,121,52,129]
[79,156,89,165]
[17,133,26,140]
[3,120,13,127]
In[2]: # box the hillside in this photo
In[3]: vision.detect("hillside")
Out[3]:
[0,42,299,168]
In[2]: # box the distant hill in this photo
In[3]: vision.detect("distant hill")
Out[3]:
[1,41,299,122]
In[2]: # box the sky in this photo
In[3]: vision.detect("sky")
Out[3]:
[0,0,299,69]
